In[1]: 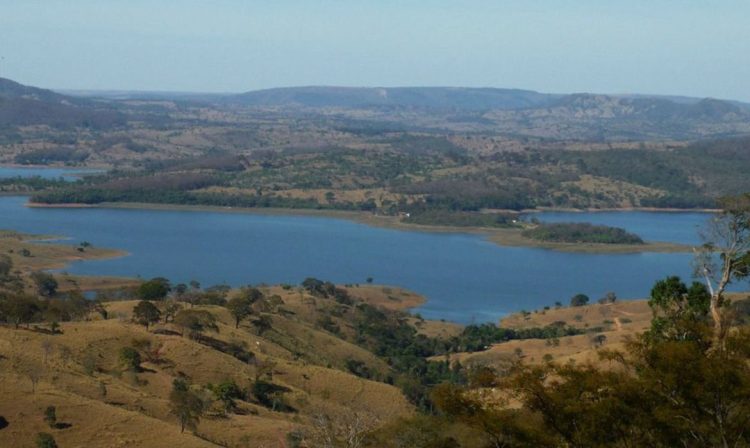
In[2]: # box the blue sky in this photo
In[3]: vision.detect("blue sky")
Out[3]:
[1,0,748,100]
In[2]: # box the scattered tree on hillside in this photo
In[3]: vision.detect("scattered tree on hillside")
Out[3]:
[36,432,57,448]
[1,293,41,328]
[30,271,58,297]
[119,347,142,372]
[251,315,273,335]
[173,309,218,340]
[569,293,589,307]
[226,291,258,328]
[208,380,244,413]
[43,406,56,429]
[598,291,617,304]
[161,299,181,323]
[132,300,161,329]
[137,277,171,301]
[169,379,205,433]
[307,409,376,448]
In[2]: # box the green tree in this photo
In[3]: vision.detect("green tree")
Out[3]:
[132,300,161,329]
[36,433,57,448]
[161,299,181,323]
[119,346,142,372]
[569,293,589,307]
[209,380,244,412]
[648,276,710,341]
[1,293,41,329]
[169,379,205,433]
[694,194,750,346]
[251,315,273,335]
[173,309,218,340]
[137,277,171,301]
[226,295,254,328]
[30,271,58,297]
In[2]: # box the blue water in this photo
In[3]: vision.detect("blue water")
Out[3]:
[0,166,104,182]
[530,211,710,245]
[0,195,711,323]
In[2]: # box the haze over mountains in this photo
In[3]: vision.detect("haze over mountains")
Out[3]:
[3,77,750,140]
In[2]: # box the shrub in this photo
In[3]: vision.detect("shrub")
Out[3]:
[119,347,142,372]
[36,433,58,448]
[43,406,56,428]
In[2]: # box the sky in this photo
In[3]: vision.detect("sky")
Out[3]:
[1,0,748,101]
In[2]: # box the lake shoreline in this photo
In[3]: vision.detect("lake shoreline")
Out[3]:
[26,200,695,254]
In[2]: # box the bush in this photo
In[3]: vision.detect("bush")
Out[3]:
[43,406,56,428]
[251,380,295,413]
[119,347,142,372]
[36,433,58,448]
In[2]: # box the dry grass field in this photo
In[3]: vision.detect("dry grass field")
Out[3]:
[0,296,415,447]
[446,300,654,369]
[448,293,749,370]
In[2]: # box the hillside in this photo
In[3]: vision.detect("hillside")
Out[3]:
[222,86,750,140]
[0,77,126,130]
[226,86,559,110]
[0,297,415,447]
[0,234,465,446]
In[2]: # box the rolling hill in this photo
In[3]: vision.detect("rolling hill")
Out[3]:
[0,77,125,129]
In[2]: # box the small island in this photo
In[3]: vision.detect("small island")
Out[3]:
[521,222,645,245]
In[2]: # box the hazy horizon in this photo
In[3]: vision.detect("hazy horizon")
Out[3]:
[2,0,749,101]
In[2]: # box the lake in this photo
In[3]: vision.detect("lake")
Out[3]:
[0,165,104,182]
[0,194,710,323]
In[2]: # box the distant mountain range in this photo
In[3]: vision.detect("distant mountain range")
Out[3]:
[224,85,750,112]
[3,78,750,140]
[224,86,560,110]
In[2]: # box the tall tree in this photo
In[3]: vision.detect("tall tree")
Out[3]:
[132,301,161,329]
[169,379,204,433]
[226,295,254,328]
[694,194,750,346]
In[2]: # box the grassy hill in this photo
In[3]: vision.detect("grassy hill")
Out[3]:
[0,282,432,447]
